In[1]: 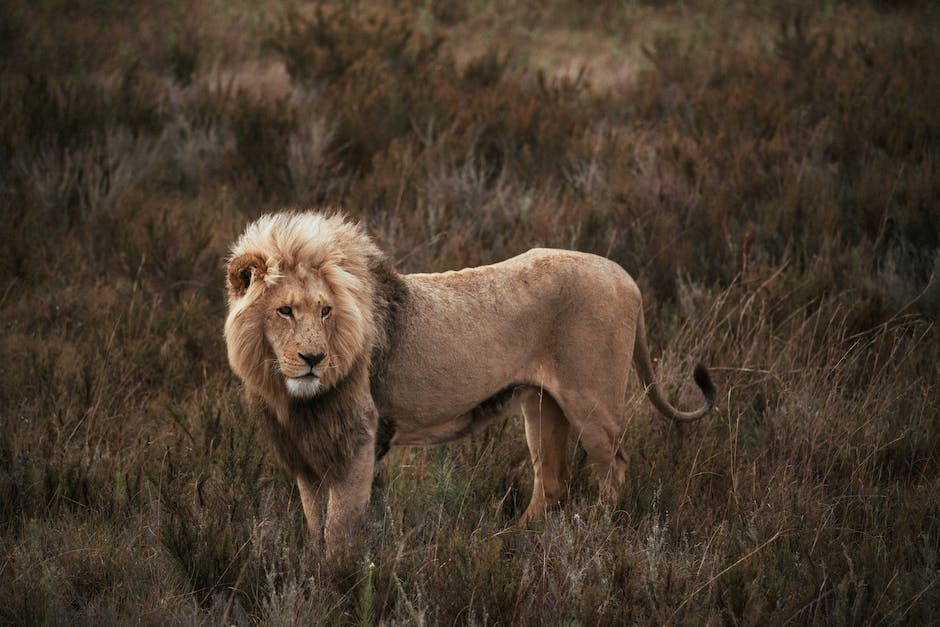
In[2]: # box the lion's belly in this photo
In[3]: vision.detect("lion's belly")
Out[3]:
[380,384,529,446]
[387,415,477,446]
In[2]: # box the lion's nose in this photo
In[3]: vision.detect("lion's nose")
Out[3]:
[299,352,326,368]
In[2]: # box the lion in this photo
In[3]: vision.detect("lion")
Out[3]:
[224,211,715,548]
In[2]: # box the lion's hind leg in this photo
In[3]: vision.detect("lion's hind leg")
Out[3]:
[554,393,629,502]
[519,389,571,526]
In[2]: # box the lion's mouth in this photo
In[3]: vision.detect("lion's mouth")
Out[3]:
[285,372,322,398]
[282,371,319,381]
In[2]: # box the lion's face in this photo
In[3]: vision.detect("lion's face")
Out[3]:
[263,270,339,398]
[225,258,373,403]
[225,212,379,404]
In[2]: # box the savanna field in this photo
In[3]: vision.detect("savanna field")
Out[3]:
[1,0,939,623]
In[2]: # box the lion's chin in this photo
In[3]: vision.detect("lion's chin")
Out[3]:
[285,376,322,398]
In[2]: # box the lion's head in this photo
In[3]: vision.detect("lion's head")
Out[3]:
[224,212,381,404]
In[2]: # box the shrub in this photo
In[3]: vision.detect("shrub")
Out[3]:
[227,90,296,198]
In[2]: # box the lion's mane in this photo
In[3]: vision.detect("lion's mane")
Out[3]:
[224,211,405,481]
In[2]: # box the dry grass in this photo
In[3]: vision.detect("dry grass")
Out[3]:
[1,0,938,624]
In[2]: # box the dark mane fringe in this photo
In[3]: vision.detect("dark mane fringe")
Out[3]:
[257,362,371,482]
[367,253,409,388]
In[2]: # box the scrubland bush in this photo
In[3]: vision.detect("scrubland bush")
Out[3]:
[1,0,937,624]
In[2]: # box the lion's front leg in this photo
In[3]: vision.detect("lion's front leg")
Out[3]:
[323,440,376,552]
[296,473,326,539]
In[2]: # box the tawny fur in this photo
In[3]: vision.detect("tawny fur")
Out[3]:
[224,210,716,549]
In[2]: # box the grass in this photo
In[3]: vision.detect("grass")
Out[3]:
[1,0,938,623]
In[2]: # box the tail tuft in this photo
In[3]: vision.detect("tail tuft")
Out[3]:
[693,363,717,410]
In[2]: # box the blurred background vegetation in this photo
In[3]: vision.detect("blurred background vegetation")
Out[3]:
[1,0,938,623]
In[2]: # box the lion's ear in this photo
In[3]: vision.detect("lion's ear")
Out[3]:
[227,253,267,297]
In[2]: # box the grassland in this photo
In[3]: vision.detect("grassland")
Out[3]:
[1,0,938,624]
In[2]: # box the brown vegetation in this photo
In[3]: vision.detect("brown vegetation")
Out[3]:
[1,0,937,623]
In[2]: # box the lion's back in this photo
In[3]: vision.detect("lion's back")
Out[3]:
[408,247,634,290]
[399,247,641,342]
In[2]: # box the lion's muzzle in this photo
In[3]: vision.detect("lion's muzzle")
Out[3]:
[299,352,326,368]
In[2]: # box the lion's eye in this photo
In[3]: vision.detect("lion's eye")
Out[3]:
[321,306,332,318]
[277,306,293,318]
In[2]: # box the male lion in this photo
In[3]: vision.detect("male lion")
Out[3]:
[224,211,715,548]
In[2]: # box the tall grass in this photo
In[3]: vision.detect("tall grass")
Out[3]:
[1,0,938,623]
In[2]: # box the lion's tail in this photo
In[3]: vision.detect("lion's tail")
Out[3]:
[633,308,716,423]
